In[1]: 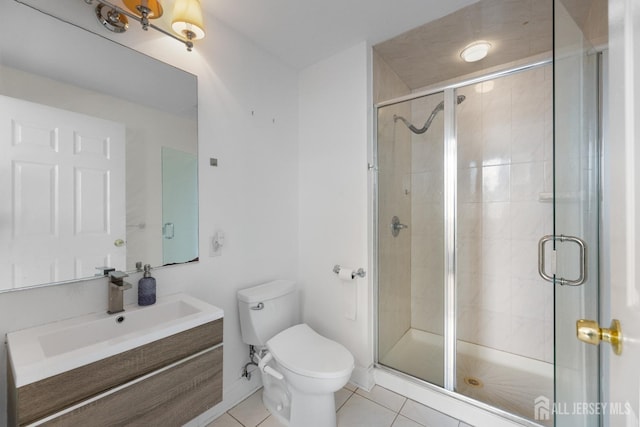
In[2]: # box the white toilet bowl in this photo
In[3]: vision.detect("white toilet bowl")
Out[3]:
[237,281,355,427]
[266,324,354,427]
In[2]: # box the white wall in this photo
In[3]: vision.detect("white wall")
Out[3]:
[0,0,299,424]
[297,42,373,388]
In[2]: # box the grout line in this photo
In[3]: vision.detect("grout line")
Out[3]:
[398,397,409,414]
[226,411,247,427]
[398,399,430,426]
[255,414,271,427]
[354,385,409,415]
[337,389,356,412]
[351,391,402,416]
[336,389,356,413]
[256,415,274,427]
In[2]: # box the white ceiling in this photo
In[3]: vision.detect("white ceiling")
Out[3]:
[203,0,480,69]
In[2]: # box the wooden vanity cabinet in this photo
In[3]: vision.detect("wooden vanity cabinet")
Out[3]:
[7,318,223,426]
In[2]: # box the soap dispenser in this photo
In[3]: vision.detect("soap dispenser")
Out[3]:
[138,264,156,306]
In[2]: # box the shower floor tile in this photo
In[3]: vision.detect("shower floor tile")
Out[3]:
[379,328,554,426]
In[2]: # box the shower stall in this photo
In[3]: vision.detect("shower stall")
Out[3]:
[373,1,605,426]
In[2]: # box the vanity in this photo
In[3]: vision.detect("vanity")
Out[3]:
[6,294,223,426]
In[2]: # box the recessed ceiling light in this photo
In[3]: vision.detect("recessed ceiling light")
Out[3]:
[460,41,492,63]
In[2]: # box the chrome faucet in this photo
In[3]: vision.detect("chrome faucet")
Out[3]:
[107,270,132,314]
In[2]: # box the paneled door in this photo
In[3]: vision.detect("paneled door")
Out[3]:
[0,95,125,289]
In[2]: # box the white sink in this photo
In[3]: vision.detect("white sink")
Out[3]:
[7,293,223,387]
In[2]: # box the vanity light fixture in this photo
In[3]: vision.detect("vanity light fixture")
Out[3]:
[86,0,206,51]
[172,0,206,49]
[123,0,163,30]
[460,41,492,63]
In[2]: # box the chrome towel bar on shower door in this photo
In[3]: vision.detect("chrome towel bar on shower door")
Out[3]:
[538,234,587,286]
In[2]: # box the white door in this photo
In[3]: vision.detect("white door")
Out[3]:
[607,0,640,425]
[0,95,126,290]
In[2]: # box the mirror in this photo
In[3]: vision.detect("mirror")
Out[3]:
[0,1,199,291]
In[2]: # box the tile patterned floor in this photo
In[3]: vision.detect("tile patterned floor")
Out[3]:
[207,384,474,427]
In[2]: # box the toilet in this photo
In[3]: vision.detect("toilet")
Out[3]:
[237,280,354,427]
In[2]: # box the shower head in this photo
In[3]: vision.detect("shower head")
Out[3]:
[394,95,466,135]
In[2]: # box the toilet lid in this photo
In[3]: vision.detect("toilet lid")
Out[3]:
[267,324,354,379]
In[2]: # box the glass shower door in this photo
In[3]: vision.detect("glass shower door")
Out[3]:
[376,92,446,387]
[456,66,555,425]
[551,1,601,425]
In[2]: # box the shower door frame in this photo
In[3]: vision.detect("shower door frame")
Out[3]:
[373,57,553,427]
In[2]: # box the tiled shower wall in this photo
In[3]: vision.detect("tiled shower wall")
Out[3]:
[410,65,554,363]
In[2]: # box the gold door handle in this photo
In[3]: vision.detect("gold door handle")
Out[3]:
[576,319,623,355]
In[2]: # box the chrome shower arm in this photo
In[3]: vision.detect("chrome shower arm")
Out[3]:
[393,95,465,135]
[393,101,443,134]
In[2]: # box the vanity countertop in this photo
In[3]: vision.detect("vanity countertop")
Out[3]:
[6,293,223,387]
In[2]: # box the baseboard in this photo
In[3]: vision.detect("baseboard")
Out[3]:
[350,364,375,392]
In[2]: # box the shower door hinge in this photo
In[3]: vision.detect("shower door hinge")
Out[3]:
[368,163,378,171]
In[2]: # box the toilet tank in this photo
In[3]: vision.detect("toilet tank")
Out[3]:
[237,280,300,346]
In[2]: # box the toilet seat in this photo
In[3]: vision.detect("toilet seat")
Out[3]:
[267,324,354,379]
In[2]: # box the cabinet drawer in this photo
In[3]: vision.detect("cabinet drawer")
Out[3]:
[40,346,223,426]
[15,318,223,425]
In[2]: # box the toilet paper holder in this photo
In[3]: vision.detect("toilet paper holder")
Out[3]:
[333,265,366,279]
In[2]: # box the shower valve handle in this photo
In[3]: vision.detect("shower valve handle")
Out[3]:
[391,216,408,237]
